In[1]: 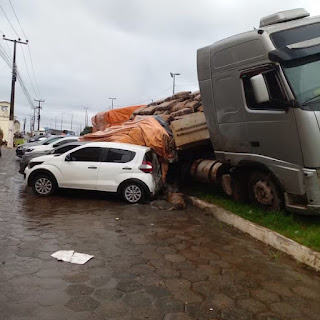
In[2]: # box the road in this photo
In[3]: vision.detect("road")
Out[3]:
[0,148,320,320]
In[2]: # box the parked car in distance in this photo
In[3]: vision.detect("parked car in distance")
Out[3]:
[16,135,66,158]
[19,141,88,174]
[24,137,79,155]
[25,142,162,204]
[27,134,48,142]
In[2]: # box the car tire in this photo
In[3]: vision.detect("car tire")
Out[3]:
[248,171,283,211]
[121,181,146,204]
[32,174,56,197]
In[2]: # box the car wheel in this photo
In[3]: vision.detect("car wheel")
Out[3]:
[248,171,283,211]
[32,174,56,197]
[121,182,145,204]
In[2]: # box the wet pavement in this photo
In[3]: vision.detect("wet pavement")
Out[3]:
[1,148,320,320]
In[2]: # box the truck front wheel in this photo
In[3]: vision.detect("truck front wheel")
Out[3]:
[248,171,283,211]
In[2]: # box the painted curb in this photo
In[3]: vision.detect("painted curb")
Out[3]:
[187,196,320,272]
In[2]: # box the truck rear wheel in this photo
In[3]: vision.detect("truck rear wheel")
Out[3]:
[248,171,283,211]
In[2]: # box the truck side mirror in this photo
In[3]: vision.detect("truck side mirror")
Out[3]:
[250,74,270,104]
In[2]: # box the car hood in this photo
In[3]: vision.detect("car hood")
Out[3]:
[29,154,56,162]
[28,145,51,151]
[18,141,40,148]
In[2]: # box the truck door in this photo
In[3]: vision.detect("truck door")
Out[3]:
[241,65,303,166]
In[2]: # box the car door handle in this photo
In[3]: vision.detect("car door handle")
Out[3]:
[88,166,97,169]
[122,167,132,170]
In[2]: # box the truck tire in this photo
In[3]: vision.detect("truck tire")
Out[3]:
[32,174,56,197]
[248,171,283,211]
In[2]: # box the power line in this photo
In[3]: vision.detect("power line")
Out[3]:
[8,0,27,39]
[132,87,172,105]
[0,3,19,38]
[7,0,41,97]
[27,45,41,98]
[21,45,37,97]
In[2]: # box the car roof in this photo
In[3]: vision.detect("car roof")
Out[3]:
[82,141,151,152]
[54,141,86,149]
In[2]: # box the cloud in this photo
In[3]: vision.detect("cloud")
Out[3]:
[0,0,318,132]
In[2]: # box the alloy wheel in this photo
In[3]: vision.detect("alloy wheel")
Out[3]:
[124,185,142,203]
[35,177,52,195]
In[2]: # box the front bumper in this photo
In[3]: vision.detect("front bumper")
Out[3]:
[285,168,320,215]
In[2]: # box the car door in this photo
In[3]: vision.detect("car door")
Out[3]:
[59,146,102,190]
[97,148,136,192]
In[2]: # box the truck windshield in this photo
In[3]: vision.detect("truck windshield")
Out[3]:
[283,57,320,110]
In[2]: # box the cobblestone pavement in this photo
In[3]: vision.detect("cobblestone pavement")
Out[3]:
[1,148,320,320]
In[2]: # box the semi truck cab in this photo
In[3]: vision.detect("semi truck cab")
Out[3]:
[197,8,320,214]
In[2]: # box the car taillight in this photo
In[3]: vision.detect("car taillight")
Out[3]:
[139,161,153,173]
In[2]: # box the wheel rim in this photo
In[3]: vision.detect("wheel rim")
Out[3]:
[124,185,142,203]
[253,180,274,206]
[35,177,52,195]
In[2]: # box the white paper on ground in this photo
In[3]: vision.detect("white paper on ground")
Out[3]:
[51,250,94,265]
[51,250,74,262]
[70,252,94,264]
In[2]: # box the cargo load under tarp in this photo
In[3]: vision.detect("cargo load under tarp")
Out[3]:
[91,105,145,132]
[80,116,176,162]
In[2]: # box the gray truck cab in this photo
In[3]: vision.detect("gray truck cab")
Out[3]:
[197,8,320,214]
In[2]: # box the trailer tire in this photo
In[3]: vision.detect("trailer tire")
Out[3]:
[248,171,283,211]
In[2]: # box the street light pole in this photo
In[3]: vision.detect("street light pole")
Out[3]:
[61,113,64,130]
[109,97,116,110]
[170,72,180,95]
[83,107,89,127]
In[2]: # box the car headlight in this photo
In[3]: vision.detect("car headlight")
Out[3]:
[26,148,34,152]
[28,161,43,169]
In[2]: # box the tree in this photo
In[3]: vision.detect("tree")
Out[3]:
[80,126,92,136]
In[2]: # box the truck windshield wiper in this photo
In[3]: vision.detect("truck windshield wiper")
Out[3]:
[301,94,320,106]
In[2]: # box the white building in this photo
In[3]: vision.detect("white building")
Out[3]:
[0,101,20,142]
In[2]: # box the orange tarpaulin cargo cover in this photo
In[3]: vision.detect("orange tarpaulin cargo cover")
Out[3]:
[80,116,176,162]
[91,105,145,132]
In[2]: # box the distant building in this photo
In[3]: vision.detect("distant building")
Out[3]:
[0,101,20,141]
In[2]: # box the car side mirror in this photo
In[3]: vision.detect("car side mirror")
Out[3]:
[65,154,71,161]
[251,74,270,104]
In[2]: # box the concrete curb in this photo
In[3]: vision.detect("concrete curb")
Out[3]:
[187,196,320,272]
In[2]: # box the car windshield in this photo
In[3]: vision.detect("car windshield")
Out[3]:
[41,137,62,145]
[283,57,320,110]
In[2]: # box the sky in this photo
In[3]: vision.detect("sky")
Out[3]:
[0,0,319,134]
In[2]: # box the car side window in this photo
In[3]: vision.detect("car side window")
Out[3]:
[104,148,135,163]
[69,147,101,162]
[242,67,286,110]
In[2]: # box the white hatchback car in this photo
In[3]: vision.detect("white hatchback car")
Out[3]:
[25,142,162,203]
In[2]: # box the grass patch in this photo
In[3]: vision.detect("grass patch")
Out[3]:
[14,138,24,146]
[185,183,320,252]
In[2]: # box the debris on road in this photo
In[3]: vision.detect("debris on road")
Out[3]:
[51,250,94,265]
[167,191,186,210]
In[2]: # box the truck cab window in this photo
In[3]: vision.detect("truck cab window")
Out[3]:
[242,68,286,110]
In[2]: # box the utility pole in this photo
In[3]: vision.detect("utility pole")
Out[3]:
[84,107,89,127]
[32,107,36,135]
[61,113,64,130]
[3,35,28,148]
[109,97,116,110]
[23,118,26,134]
[170,72,180,95]
[34,99,45,131]
[70,114,73,130]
